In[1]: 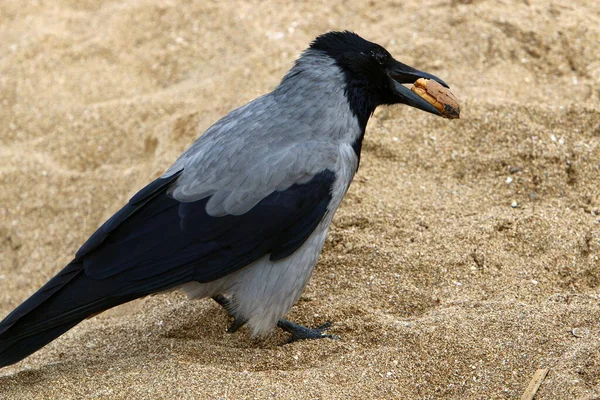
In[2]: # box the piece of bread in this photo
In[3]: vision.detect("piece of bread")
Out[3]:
[411,78,460,119]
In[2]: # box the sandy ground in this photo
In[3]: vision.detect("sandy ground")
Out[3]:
[1,0,599,399]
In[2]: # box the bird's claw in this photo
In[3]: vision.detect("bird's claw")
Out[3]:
[277,319,340,343]
[213,295,248,333]
[214,296,339,342]
[227,317,247,333]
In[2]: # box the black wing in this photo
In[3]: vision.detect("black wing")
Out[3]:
[0,168,335,367]
[79,168,335,285]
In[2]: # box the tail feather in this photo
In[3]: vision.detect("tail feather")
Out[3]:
[0,262,81,336]
[0,172,196,368]
[0,261,146,368]
[0,322,80,368]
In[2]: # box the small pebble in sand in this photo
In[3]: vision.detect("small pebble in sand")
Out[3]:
[511,201,518,208]
[571,328,587,338]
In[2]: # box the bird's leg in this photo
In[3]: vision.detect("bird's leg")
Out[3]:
[212,295,247,333]
[213,295,338,342]
[212,294,231,309]
[277,319,339,343]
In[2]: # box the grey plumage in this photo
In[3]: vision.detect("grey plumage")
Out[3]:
[167,51,361,334]
[0,31,452,368]
[167,52,354,213]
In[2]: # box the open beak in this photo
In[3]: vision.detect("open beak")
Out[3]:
[387,60,449,117]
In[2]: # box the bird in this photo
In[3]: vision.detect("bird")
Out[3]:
[0,31,452,368]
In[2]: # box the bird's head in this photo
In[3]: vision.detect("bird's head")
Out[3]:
[308,31,449,127]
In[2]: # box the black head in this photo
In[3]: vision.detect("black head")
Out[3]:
[310,31,449,129]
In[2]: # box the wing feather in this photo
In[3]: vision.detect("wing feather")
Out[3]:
[81,169,336,284]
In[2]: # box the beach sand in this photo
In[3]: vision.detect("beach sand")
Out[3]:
[0,0,599,398]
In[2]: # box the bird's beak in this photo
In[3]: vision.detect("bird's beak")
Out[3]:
[387,60,449,117]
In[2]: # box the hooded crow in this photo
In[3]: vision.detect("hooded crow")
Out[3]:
[0,31,454,368]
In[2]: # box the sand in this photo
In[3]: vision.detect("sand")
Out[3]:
[0,0,599,398]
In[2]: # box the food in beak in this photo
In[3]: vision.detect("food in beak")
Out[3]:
[411,78,460,119]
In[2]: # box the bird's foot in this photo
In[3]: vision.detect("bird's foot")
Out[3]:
[226,317,247,333]
[212,294,232,310]
[277,319,339,343]
[212,295,247,333]
[214,295,338,341]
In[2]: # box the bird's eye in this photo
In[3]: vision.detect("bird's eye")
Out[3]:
[372,50,388,65]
